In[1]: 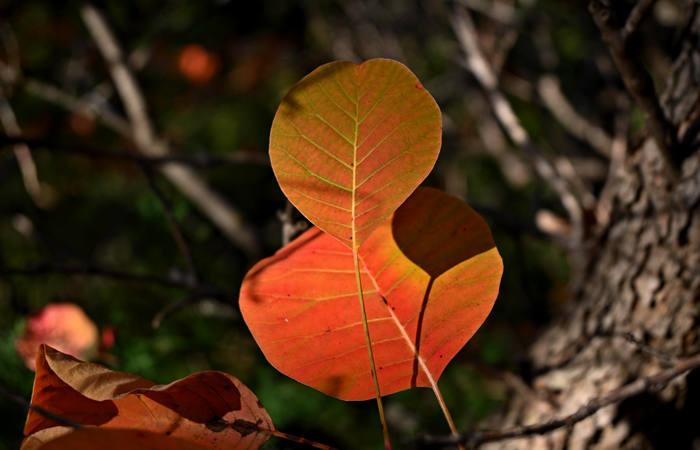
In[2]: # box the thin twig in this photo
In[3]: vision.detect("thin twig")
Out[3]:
[0,90,48,207]
[451,6,584,243]
[277,201,308,246]
[589,0,678,169]
[24,77,132,136]
[0,135,268,167]
[419,351,700,447]
[608,331,680,365]
[0,262,191,289]
[151,294,197,329]
[622,0,658,40]
[80,3,260,257]
[1,261,237,309]
[537,74,613,158]
[0,384,83,430]
[141,165,198,284]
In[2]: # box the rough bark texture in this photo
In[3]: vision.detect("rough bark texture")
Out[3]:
[483,4,700,449]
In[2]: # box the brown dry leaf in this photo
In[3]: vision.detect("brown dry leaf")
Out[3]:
[22,345,273,450]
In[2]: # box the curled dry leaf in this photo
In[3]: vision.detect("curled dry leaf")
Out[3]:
[240,187,503,400]
[15,303,99,371]
[22,345,273,450]
[269,58,442,248]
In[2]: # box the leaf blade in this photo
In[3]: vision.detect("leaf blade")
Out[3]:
[24,345,273,450]
[270,59,441,247]
[240,188,503,400]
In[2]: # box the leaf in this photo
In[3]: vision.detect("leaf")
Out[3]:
[240,187,503,400]
[24,428,209,450]
[23,345,273,450]
[269,59,441,248]
[15,303,99,371]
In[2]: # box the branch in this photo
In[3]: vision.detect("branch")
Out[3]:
[141,165,198,284]
[1,260,238,307]
[537,74,613,158]
[0,262,191,289]
[450,7,585,243]
[0,135,268,167]
[23,77,132,136]
[589,0,678,168]
[419,351,700,447]
[80,3,260,257]
[0,384,83,430]
[0,90,49,207]
[622,0,657,40]
[277,201,308,246]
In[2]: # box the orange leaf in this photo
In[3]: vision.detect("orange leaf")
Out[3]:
[270,59,441,248]
[15,303,99,371]
[23,345,273,449]
[240,188,503,400]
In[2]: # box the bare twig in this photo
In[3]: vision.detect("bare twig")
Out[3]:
[80,3,260,257]
[623,0,658,40]
[0,135,268,167]
[151,294,198,329]
[589,0,678,168]
[141,166,198,284]
[0,90,49,207]
[1,261,238,312]
[0,262,191,289]
[277,201,308,246]
[457,0,516,24]
[595,114,628,227]
[451,7,584,243]
[537,74,613,157]
[0,384,83,430]
[620,332,680,365]
[419,351,700,447]
[24,77,131,135]
[0,25,50,208]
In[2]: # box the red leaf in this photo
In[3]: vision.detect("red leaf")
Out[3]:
[269,59,441,248]
[23,345,273,450]
[240,188,503,400]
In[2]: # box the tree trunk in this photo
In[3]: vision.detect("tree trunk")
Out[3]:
[483,4,700,449]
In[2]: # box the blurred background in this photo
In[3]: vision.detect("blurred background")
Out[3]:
[0,0,688,448]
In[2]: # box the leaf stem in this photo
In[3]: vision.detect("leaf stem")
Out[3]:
[383,302,465,450]
[428,379,465,450]
[352,247,392,449]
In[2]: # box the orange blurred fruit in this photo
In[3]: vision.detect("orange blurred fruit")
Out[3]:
[177,44,220,84]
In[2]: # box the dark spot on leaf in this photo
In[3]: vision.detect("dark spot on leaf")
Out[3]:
[206,418,228,432]
[414,83,424,90]
[231,419,259,437]
[439,354,443,358]
[257,399,264,408]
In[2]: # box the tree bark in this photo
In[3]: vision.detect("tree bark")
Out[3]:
[483,4,700,449]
